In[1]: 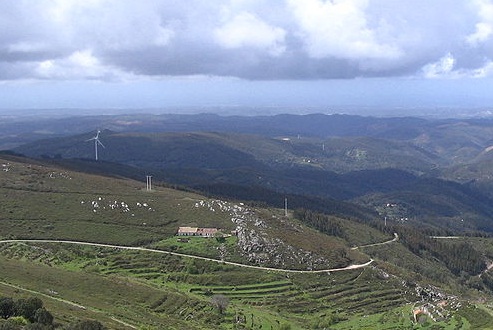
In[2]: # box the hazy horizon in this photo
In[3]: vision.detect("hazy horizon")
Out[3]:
[1,1,493,116]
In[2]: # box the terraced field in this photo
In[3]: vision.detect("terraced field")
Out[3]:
[0,239,416,328]
[187,266,414,319]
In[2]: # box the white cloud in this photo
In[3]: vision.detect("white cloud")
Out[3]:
[287,0,402,60]
[0,0,492,81]
[421,53,457,78]
[43,0,175,51]
[472,60,493,77]
[421,53,493,78]
[467,0,493,45]
[214,12,286,56]
[35,50,132,80]
[467,22,493,45]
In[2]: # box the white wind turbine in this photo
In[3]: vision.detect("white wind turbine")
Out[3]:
[86,130,105,160]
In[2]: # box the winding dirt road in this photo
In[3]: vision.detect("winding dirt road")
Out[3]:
[350,233,399,250]
[0,239,373,273]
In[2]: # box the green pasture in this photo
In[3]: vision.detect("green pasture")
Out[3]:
[152,235,239,260]
[0,240,418,329]
[0,159,236,246]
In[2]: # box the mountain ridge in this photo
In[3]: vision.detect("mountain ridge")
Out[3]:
[12,124,493,234]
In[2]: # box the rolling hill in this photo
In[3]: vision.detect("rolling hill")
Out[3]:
[12,127,493,233]
[4,113,493,163]
[6,113,493,327]
[2,154,493,329]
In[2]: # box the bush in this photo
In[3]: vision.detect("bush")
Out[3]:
[34,308,53,326]
[64,320,106,330]
[210,295,229,314]
[15,297,43,322]
[0,298,15,320]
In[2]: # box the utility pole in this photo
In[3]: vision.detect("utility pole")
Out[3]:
[284,197,288,217]
[146,175,152,191]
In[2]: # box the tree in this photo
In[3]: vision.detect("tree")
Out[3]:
[34,308,53,326]
[64,320,106,330]
[214,231,226,243]
[25,323,49,330]
[0,298,15,319]
[210,294,229,315]
[15,297,43,322]
[0,316,27,330]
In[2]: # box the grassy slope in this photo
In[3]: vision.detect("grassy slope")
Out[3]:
[0,156,233,244]
[14,130,493,233]
[2,155,493,329]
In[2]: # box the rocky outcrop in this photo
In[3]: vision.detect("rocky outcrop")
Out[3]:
[195,199,329,270]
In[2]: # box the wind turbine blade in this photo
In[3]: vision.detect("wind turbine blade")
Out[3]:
[97,140,105,148]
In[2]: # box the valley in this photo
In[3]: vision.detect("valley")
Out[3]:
[3,114,493,329]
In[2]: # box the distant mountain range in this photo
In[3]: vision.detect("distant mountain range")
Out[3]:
[6,113,493,234]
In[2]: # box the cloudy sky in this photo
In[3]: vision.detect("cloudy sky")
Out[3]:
[1,0,493,115]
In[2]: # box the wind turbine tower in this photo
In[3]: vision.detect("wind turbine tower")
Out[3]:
[86,130,105,161]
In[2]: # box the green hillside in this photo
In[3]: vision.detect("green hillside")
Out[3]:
[2,155,493,329]
[12,129,493,233]
[14,131,443,173]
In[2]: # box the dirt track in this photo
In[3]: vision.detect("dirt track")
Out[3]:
[0,239,373,273]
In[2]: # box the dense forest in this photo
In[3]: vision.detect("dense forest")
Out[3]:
[294,208,486,277]
[395,226,485,276]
